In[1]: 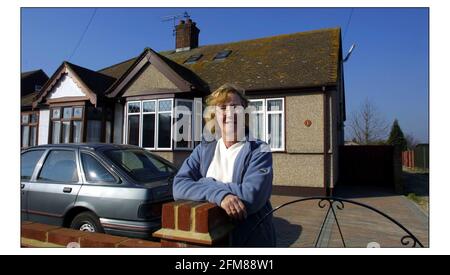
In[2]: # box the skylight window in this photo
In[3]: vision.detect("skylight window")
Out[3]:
[184,54,203,64]
[213,50,232,60]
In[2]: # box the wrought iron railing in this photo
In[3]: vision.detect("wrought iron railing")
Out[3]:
[244,196,424,248]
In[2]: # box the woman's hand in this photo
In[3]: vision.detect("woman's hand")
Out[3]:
[220,194,247,220]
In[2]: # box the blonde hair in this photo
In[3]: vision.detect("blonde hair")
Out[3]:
[204,83,249,135]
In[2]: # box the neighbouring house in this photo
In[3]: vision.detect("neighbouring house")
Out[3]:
[21,69,49,148]
[26,18,346,196]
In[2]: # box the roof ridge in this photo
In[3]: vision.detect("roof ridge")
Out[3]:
[160,27,341,55]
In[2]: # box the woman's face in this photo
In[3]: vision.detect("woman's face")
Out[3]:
[216,92,245,141]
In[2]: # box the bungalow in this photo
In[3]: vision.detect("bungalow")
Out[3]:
[28,18,346,196]
[21,69,49,148]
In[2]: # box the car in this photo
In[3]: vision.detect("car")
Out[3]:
[20,143,176,239]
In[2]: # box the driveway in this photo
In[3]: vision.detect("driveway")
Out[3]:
[270,186,429,248]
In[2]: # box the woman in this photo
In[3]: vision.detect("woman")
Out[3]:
[173,83,276,247]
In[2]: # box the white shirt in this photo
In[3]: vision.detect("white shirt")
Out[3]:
[206,138,245,183]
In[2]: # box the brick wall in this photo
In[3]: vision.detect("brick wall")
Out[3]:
[152,201,233,247]
[21,201,233,248]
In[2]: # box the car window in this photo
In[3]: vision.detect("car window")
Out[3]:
[38,150,78,182]
[103,149,174,183]
[81,152,116,183]
[21,150,45,180]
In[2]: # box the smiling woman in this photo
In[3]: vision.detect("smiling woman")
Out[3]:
[173,83,276,247]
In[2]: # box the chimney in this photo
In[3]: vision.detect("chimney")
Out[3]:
[175,18,200,52]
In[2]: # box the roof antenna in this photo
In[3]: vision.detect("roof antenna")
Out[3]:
[161,11,191,36]
[343,43,356,63]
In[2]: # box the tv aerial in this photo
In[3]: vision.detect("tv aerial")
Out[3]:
[161,11,191,36]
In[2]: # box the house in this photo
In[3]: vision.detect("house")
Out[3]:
[27,18,346,196]
[21,69,49,148]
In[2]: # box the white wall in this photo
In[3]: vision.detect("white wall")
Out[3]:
[113,102,123,144]
[48,74,85,99]
[38,109,49,145]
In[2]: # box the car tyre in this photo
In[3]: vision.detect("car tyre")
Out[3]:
[70,211,104,233]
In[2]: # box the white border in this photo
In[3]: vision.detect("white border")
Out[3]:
[4,1,449,255]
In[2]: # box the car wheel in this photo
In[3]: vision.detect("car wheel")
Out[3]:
[70,212,104,233]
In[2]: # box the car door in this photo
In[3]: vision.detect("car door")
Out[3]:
[20,149,47,221]
[28,148,82,225]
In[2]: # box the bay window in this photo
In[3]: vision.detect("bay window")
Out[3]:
[249,98,285,151]
[50,106,84,144]
[125,98,198,150]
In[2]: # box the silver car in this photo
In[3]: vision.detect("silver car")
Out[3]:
[21,143,176,239]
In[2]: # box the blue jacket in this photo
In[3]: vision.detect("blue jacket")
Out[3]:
[173,137,276,247]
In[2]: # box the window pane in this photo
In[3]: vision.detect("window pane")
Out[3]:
[81,153,115,183]
[268,113,282,149]
[142,114,155,148]
[127,115,140,146]
[52,121,61,144]
[103,149,174,183]
[63,107,73,119]
[21,150,45,180]
[62,121,71,143]
[86,120,102,143]
[73,107,83,118]
[158,113,171,148]
[128,102,140,114]
[72,121,82,143]
[22,126,30,147]
[22,114,29,124]
[38,150,78,182]
[52,108,61,119]
[251,113,265,141]
[143,101,155,112]
[30,113,38,124]
[30,126,37,147]
[267,99,283,111]
[158,100,172,112]
[249,101,264,111]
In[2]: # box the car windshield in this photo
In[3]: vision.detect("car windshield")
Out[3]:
[103,149,175,183]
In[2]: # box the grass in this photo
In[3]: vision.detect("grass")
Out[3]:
[406,193,429,213]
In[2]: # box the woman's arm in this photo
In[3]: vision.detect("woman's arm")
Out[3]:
[173,144,232,206]
[173,142,273,216]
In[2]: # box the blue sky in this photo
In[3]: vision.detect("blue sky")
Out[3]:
[21,8,429,142]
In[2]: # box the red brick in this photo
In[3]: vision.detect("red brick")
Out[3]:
[178,201,204,231]
[195,203,229,233]
[47,228,90,246]
[79,232,128,248]
[117,239,161,248]
[21,223,61,242]
[161,202,177,229]
[177,203,192,231]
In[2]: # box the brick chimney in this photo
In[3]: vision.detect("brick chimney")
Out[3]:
[175,18,200,52]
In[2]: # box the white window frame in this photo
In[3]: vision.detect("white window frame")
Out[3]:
[141,100,157,150]
[249,97,285,152]
[155,99,174,151]
[249,99,265,142]
[125,101,142,147]
[174,99,194,150]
